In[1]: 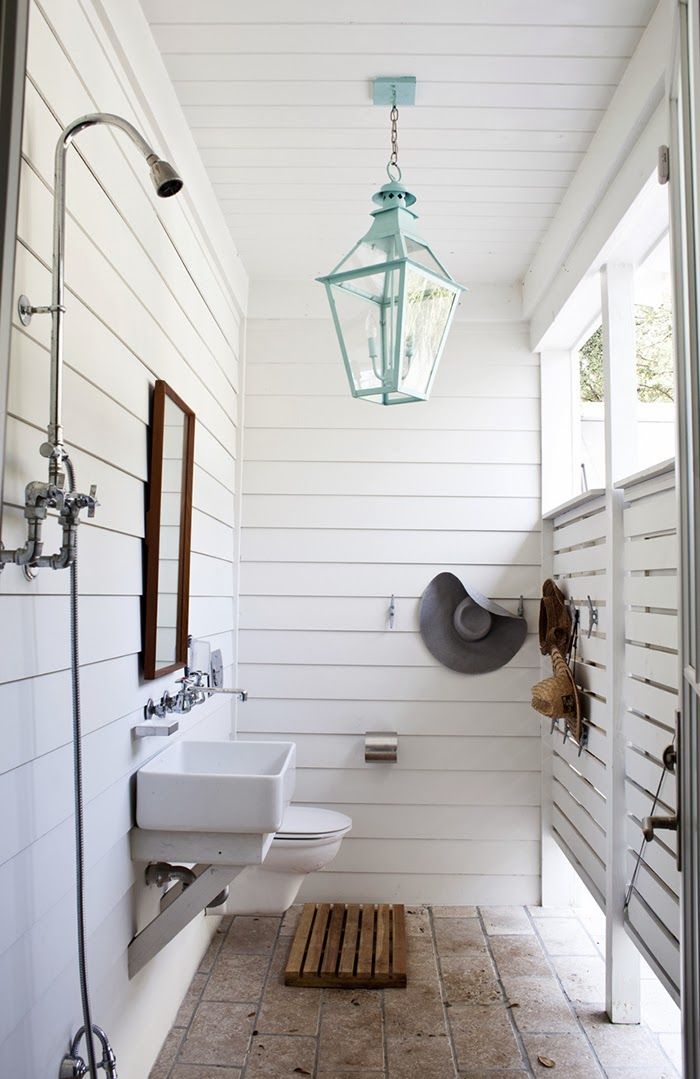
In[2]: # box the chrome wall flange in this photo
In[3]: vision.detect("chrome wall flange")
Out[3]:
[17,293,65,327]
[59,1052,87,1078]
[59,1024,118,1079]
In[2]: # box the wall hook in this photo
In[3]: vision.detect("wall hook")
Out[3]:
[387,595,396,630]
[586,595,599,639]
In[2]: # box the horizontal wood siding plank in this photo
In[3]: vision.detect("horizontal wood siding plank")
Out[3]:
[242,493,542,531]
[244,395,540,431]
[240,528,541,566]
[238,628,540,669]
[238,698,540,737]
[552,805,606,896]
[243,429,542,466]
[298,872,541,907]
[239,664,536,702]
[240,562,540,598]
[625,892,680,1001]
[293,769,541,808]
[243,460,540,498]
[239,731,540,772]
[625,574,679,610]
[238,595,539,634]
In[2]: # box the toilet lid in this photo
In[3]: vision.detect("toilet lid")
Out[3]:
[277,805,352,839]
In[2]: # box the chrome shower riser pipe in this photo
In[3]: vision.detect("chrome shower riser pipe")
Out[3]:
[47,114,166,481]
[1,113,181,575]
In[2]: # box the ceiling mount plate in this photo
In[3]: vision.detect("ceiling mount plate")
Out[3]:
[372,76,416,107]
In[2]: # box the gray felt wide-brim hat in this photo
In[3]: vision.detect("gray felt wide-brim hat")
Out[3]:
[419,572,527,674]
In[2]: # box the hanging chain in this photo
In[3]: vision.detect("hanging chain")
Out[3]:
[390,105,399,168]
[387,104,401,181]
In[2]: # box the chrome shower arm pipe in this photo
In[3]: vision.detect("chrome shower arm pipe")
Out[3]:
[2,110,181,576]
[47,114,161,481]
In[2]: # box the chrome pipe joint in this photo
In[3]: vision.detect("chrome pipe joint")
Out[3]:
[0,477,97,574]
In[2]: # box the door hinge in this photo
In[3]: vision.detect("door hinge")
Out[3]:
[658,145,670,185]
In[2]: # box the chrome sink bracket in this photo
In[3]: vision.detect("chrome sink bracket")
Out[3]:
[127,863,244,978]
[133,710,179,738]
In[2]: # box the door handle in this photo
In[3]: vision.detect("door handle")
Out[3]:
[642,813,678,842]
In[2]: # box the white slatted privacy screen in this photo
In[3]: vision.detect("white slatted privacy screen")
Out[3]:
[544,461,680,1003]
[621,462,680,1000]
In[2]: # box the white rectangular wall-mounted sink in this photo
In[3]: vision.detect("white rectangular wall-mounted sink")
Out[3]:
[136,739,296,834]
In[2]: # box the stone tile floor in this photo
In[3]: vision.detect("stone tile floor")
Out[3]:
[150,905,681,1078]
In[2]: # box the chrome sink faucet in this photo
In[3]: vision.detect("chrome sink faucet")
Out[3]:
[177,668,248,703]
[137,671,248,737]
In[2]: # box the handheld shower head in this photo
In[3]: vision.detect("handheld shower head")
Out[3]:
[147,156,183,198]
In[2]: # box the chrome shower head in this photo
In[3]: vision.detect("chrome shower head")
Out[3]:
[147,156,183,198]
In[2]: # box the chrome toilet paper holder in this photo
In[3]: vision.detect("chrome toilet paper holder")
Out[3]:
[365,731,398,763]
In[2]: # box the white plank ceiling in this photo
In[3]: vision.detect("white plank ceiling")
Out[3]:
[142,0,658,286]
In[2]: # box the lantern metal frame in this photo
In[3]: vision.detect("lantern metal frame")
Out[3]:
[316,81,467,405]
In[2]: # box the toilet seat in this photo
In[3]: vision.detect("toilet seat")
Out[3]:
[275,805,352,841]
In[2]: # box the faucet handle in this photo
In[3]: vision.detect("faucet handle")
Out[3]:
[87,484,98,518]
[178,669,206,688]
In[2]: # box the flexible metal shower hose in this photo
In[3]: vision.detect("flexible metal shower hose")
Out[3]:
[65,456,99,1079]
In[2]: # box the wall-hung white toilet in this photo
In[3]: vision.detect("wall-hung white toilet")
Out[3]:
[221,806,352,915]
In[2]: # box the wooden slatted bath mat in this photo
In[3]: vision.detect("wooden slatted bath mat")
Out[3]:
[284,902,407,988]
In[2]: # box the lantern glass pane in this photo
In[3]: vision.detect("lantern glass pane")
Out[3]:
[405,237,448,277]
[399,267,458,398]
[330,267,402,394]
[335,237,401,300]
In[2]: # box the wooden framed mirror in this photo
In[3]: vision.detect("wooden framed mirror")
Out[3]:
[143,380,195,680]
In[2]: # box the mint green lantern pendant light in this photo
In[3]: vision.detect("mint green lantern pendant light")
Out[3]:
[317,88,467,405]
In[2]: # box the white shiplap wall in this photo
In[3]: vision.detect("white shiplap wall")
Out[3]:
[238,282,542,905]
[0,1,244,1076]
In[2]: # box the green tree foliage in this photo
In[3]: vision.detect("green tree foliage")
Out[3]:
[579,303,674,403]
